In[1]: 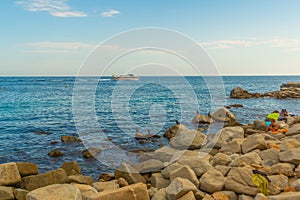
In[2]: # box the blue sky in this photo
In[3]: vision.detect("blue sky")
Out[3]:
[1,0,300,75]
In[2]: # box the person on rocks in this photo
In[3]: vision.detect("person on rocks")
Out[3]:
[279,109,288,123]
[265,118,278,133]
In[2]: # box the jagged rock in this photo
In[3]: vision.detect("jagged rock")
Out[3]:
[230,152,262,167]
[92,180,119,192]
[225,167,259,196]
[279,148,300,165]
[192,113,212,124]
[0,186,14,200]
[164,123,189,139]
[211,107,236,122]
[241,134,267,153]
[253,120,267,131]
[178,191,196,200]
[114,162,146,184]
[61,135,81,142]
[66,174,94,185]
[152,188,167,200]
[14,188,28,200]
[200,169,225,193]
[48,149,63,157]
[61,161,81,176]
[170,165,199,187]
[16,162,38,177]
[98,173,114,181]
[220,139,243,154]
[258,148,279,162]
[267,163,295,177]
[19,169,67,191]
[151,173,170,189]
[280,139,300,151]
[215,165,231,176]
[177,156,214,176]
[134,159,164,173]
[170,130,206,150]
[161,163,183,179]
[26,184,81,200]
[268,174,288,195]
[0,162,21,186]
[87,183,149,200]
[166,177,197,200]
[211,153,232,166]
[268,192,300,200]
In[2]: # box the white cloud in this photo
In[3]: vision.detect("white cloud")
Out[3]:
[200,37,300,51]
[16,0,87,17]
[25,41,95,53]
[101,9,120,17]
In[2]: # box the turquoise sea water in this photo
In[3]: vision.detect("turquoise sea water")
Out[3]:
[0,76,299,178]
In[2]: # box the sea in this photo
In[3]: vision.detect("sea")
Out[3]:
[0,76,299,178]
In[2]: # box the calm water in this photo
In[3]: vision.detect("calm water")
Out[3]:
[0,76,299,178]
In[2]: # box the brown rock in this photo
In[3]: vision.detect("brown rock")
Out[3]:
[98,173,114,181]
[170,165,199,187]
[66,174,94,185]
[164,123,189,139]
[92,180,119,192]
[0,162,21,186]
[178,191,196,200]
[117,177,129,187]
[166,177,197,200]
[61,161,81,176]
[151,173,170,189]
[13,188,28,200]
[114,162,146,184]
[61,135,81,142]
[241,134,267,153]
[16,162,38,177]
[48,149,63,157]
[0,186,14,200]
[200,169,225,193]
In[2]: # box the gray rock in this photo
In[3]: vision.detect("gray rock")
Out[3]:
[134,159,164,173]
[279,148,300,165]
[230,152,262,167]
[258,149,279,162]
[0,162,21,186]
[0,186,14,200]
[161,163,183,179]
[150,173,170,189]
[241,134,267,153]
[211,153,232,166]
[170,165,199,187]
[152,188,167,200]
[268,163,295,177]
[166,177,197,200]
[254,120,267,131]
[200,169,225,193]
[286,124,300,136]
[16,162,38,177]
[114,162,146,184]
[268,192,300,200]
[225,167,259,196]
[26,184,82,200]
[170,130,206,150]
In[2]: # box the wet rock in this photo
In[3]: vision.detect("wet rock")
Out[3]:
[230,152,262,167]
[200,169,225,193]
[170,130,206,150]
[225,167,259,196]
[61,161,80,176]
[16,162,38,177]
[134,159,164,173]
[26,184,81,200]
[114,162,146,184]
[88,183,149,200]
[164,123,189,139]
[35,131,51,135]
[253,120,267,131]
[211,153,232,166]
[13,188,28,200]
[19,168,67,191]
[0,186,14,200]
[98,172,114,181]
[166,177,197,200]
[241,134,267,153]
[151,173,170,189]
[268,192,300,200]
[0,162,21,186]
[61,135,81,142]
[92,180,119,192]
[66,174,94,185]
[48,149,63,157]
[192,113,212,124]
[279,148,300,165]
[170,165,199,187]
[81,147,101,159]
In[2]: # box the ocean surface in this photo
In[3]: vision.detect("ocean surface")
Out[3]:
[0,76,299,178]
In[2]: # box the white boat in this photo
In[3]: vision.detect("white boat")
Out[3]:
[112,73,139,81]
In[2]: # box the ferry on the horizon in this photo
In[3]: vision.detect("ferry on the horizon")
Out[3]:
[112,73,140,81]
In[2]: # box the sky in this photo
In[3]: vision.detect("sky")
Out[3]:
[0,0,300,76]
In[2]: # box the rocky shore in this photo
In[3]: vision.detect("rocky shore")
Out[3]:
[2,109,300,199]
[230,82,300,99]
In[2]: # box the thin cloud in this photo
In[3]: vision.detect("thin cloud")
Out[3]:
[200,37,300,51]
[16,0,87,17]
[101,9,120,17]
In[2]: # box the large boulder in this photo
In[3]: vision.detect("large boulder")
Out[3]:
[0,186,14,200]
[114,162,146,184]
[164,123,189,139]
[258,148,279,162]
[279,148,300,165]
[26,184,82,200]
[87,183,149,200]
[220,139,243,154]
[170,130,206,150]
[16,162,38,177]
[200,169,225,193]
[280,139,300,151]
[151,173,170,189]
[151,188,167,200]
[19,169,67,191]
[161,163,183,179]
[253,120,267,131]
[92,180,119,192]
[230,152,262,167]
[230,87,254,99]
[66,174,94,185]
[268,174,288,195]
[286,124,300,136]
[211,108,236,122]
[170,165,199,187]
[241,134,267,153]
[210,153,232,166]
[192,113,212,124]
[225,167,259,196]
[268,192,300,200]
[0,162,21,186]
[153,147,178,163]
[134,159,164,173]
[166,177,197,200]
[61,161,81,176]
